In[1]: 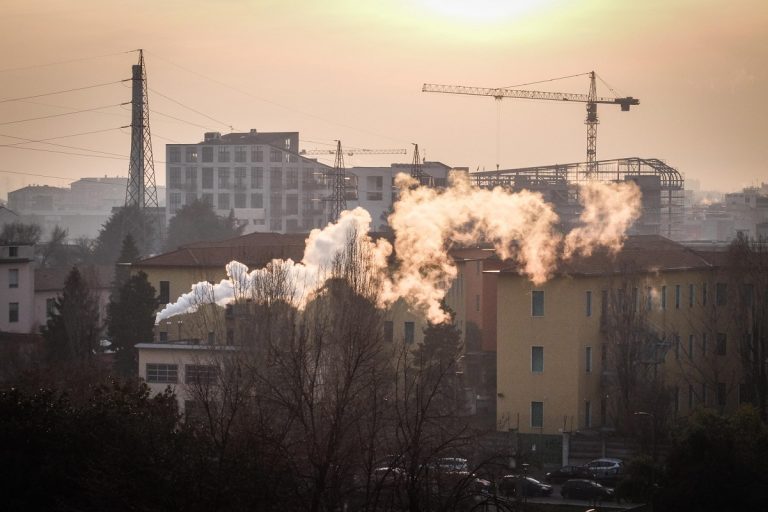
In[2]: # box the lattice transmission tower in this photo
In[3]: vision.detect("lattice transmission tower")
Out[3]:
[327,140,347,223]
[125,49,159,208]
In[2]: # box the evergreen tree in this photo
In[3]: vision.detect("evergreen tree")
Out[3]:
[107,271,157,376]
[42,267,101,362]
[164,200,244,251]
[113,234,140,293]
[92,206,154,264]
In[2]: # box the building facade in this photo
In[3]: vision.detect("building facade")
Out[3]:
[165,131,331,234]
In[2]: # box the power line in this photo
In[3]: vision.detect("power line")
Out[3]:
[149,87,232,130]
[145,50,408,145]
[18,99,128,118]
[150,109,214,130]
[0,145,128,160]
[0,126,126,148]
[0,103,128,126]
[0,167,128,184]
[0,80,128,104]
[0,50,133,74]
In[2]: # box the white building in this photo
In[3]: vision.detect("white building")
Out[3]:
[0,244,35,333]
[165,130,332,233]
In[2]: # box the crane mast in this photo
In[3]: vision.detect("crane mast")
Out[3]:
[422,71,638,174]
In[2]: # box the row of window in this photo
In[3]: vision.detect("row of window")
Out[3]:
[168,146,292,164]
[145,363,218,385]
[531,282,731,318]
[168,167,319,191]
[383,320,415,344]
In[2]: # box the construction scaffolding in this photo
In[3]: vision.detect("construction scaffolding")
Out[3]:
[471,157,685,239]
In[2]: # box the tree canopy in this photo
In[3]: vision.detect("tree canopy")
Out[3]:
[41,266,101,363]
[0,221,41,244]
[92,206,155,265]
[107,271,157,376]
[164,199,244,251]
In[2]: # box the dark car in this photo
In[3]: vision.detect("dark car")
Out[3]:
[560,479,614,501]
[498,475,553,498]
[544,465,593,484]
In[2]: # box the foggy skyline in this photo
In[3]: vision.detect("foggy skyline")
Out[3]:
[1,0,766,200]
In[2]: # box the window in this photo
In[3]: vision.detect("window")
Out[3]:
[8,246,18,257]
[168,146,181,163]
[169,193,182,213]
[184,167,197,188]
[717,382,727,407]
[404,321,415,344]
[601,289,608,315]
[159,281,170,304]
[475,294,480,312]
[270,168,283,190]
[585,346,592,373]
[158,331,168,342]
[201,193,213,206]
[531,290,544,316]
[366,175,384,200]
[270,148,282,162]
[202,146,213,162]
[234,167,247,187]
[218,168,231,189]
[585,290,592,317]
[202,167,213,189]
[252,147,264,162]
[716,333,727,355]
[584,401,592,428]
[286,168,299,189]
[46,298,56,318]
[716,283,727,306]
[661,285,667,309]
[185,146,197,162]
[251,193,263,208]
[9,302,19,323]
[146,363,178,384]
[234,146,246,163]
[285,195,298,215]
[218,193,230,210]
[251,167,264,188]
[8,269,18,288]
[168,167,181,188]
[384,321,393,343]
[217,146,230,163]
[688,334,694,361]
[234,193,246,209]
[702,282,708,306]
[185,364,218,386]
[531,401,544,428]
[531,346,544,372]
[601,343,607,366]
[689,284,695,307]
[675,284,681,309]
[284,137,291,150]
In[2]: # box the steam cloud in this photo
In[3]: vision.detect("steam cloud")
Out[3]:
[156,175,641,324]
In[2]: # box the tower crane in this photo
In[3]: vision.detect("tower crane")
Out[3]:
[423,71,638,174]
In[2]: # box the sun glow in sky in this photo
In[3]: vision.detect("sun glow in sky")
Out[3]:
[417,0,555,23]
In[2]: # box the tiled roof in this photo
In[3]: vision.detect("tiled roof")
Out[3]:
[35,265,114,292]
[499,235,716,276]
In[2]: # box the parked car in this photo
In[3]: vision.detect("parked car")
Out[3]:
[560,479,614,501]
[544,465,593,484]
[498,475,553,498]
[583,458,624,485]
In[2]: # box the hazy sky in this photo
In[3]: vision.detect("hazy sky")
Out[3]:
[1,0,766,199]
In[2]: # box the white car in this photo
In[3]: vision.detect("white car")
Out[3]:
[583,458,624,480]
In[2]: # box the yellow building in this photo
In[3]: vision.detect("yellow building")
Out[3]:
[495,235,743,438]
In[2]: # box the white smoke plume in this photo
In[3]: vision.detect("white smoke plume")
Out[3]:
[156,174,641,324]
[155,208,390,323]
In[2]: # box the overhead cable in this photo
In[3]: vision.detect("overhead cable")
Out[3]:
[0,80,128,104]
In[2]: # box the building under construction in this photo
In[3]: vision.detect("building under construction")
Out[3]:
[471,157,685,238]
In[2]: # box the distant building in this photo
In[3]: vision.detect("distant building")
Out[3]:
[6,177,155,239]
[165,130,332,234]
[0,206,20,227]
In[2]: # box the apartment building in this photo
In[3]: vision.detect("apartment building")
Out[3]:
[1,244,35,333]
[495,235,744,438]
[165,130,331,233]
